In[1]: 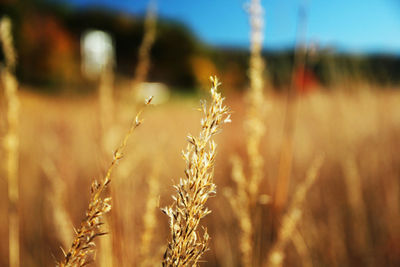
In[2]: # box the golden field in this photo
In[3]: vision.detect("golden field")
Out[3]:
[1,1,400,265]
[1,85,399,266]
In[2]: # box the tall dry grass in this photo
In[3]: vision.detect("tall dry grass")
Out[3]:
[266,155,324,267]
[97,35,116,267]
[274,0,310,213]
[97,4,158,264]
[224,2,327,266]
[226,1,266,265]
[0,6,400,267]
[41,142,74,250]
[138,161,160,267]
[1,16,20,267]
[0,84,399,266]
[131,2,157,95]
[162,76,230,266]
[57,97,152,266]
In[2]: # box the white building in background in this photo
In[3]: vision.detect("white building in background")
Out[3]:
[81,29,115,79]
[81,29,170,104]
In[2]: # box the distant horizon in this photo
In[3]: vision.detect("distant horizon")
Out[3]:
[51,0,400,55]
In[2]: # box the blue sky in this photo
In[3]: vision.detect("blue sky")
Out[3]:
[55,0,400,54]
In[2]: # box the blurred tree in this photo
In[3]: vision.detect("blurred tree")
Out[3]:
[20,14,80,87]
[1,0,400,93]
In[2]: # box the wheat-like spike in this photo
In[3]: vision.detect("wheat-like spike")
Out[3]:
[226,1,266,266]
[1,16,20,267]
[246,0,266,201]
[57,98,152,267]
[162,76,230,267]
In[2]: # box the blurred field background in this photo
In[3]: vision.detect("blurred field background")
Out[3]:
[1,0,400,266]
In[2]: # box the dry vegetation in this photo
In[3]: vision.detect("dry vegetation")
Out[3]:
[0,83,399,267]
[1,16,20,267]
[162,76,230,266]
[1,2,400,267]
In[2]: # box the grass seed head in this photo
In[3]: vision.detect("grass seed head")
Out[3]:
[162,76,230,267]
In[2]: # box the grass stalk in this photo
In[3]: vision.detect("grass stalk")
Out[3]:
[227,1,266,265]
[132,2,157,92]
[139,162,161,267]
[267,155,324,267]
[246,0,266,202]
[99,63,115,153]
[57,97,152,266]
[291,229,313,267]
[1,17,20,267]
[42,155,74,250]
[98,52,115,267]
[162,76,230,266]
[274,0,310,213]
[341,154,371,262]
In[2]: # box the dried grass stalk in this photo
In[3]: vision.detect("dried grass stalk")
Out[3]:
[341,154,370,259]
[274,0,310,213]
[42,156,74,249]
[1,16,20,267]
[57,97,153,267]
[246,0,266,201]
[162,76,230,266]
[291,229,313,267]
[0,17,16,70]
[99,63,115,153]
[132,2,157,90]
[227,1,266,265]
[139,162,161,267]
[224,156,253,267]
[98,50,115,267]
[266,155,324,267]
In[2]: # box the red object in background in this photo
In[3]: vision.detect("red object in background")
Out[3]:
[293,65,319,94]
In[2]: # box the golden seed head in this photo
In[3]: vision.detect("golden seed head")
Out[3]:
[163,77,230,266]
